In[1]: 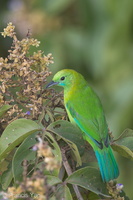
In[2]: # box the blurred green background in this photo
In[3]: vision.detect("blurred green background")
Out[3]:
[0,0,133,198]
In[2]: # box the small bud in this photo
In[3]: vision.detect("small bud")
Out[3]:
[116,183,124,191]
[25,111,31,115]
[32,145,38,151]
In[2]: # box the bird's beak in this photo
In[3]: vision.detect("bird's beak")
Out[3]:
[46,81,59,88]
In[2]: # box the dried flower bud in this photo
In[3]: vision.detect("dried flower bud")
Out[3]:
[1,22,15,38]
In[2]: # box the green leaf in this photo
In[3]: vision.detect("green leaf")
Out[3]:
[64,185,73,200]
[46,175,62,186]
[0,159,9,174]
[1,162,13,190]
[66,166,110,198]
[12,132,37,182]
[46,175,72,200]
[47,120,85,166]
[87,192,100,200]
[112,129,133,160]
[52,184,73,200]
[0,118,41,161]
[115,129,133,150]
[12,129,62,182]
[0,104,12,118]
[45,131,62,175]
[112,144,133,160]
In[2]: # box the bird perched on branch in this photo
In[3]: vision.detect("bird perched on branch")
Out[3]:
[46,69,119,182]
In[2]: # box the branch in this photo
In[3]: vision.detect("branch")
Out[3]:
[61,148,84,200]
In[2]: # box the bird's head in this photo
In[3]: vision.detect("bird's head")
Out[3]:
[46,69,83,89]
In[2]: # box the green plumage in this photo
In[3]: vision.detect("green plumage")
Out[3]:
[47,69,119,182]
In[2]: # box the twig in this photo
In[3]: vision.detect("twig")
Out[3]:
[61,148,84,200]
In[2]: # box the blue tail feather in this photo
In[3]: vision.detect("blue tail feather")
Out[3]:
[95,146,119,182]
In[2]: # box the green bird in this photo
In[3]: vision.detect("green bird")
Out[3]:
[47,69,119,182]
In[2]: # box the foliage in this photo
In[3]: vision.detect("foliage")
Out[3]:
[0,23,132,200]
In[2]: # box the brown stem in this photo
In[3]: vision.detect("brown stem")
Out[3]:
[61,148,84,200]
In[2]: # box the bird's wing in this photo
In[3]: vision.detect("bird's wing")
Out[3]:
[65,86,109,148]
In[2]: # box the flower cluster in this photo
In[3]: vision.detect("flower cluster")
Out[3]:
[1,22,15,38]
[34,137,60,171]
[107,181,124,200]
[0,23,64,127]
[4,171,48,200]
[5,186,23,200]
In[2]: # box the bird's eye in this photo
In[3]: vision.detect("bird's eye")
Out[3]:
[60,76,65,81]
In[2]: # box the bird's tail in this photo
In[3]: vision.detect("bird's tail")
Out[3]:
[95,146,119,182]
